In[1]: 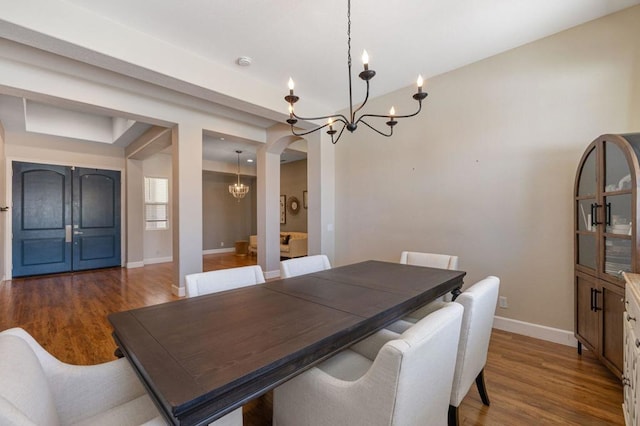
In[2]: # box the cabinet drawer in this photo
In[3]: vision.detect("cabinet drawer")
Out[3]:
[626,286,640,337]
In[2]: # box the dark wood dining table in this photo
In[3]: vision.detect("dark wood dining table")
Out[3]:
[108,260,465,426]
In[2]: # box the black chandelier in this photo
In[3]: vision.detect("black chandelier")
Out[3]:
[284,0,428,144]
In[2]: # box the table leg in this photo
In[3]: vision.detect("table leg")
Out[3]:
[451,286,462,301]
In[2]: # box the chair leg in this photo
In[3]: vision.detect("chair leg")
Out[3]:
[448,404,459,426]
[475,369,491,406]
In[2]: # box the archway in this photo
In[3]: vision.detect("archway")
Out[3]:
[256,124,332,277]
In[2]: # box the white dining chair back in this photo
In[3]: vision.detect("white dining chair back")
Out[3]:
[185,265,265,298]
[273,303,464,426]
[385,251,460,333]
[448,276,500,426]
[280,254,331,278]
[400,251,459,270]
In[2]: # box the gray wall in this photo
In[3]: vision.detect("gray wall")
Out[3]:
[334,6,640,332]
[280,159,307,233]
[203,170,257,250]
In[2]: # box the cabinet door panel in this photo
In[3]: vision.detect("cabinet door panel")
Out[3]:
[576,274,599,349]
[624,318,634,424]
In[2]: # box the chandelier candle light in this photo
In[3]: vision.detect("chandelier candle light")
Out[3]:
[229,150,249,200]
[284,0,428,144]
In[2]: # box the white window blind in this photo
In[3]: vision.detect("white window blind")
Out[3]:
[144,177,169,230]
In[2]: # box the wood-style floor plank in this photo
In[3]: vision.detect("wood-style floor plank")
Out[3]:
[0,254,624,425]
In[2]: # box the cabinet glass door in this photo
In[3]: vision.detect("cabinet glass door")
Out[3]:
[576,147,598,270]
[604,141,631,192]
[578,147,597,196]
[604,237,632,278]
[602,141,632,279]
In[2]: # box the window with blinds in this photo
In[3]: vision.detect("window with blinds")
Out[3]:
[145,177,169,230]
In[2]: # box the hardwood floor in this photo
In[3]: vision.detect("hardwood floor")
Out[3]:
[0,253,624,425]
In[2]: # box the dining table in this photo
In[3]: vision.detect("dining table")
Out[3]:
[108,260,466,425]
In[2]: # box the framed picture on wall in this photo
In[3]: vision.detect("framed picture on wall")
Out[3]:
[303,190,308,209]
[280,195,286,224]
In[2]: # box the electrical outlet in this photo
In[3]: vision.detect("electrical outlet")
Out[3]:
[220,242,224,247]
[499,296,508,308]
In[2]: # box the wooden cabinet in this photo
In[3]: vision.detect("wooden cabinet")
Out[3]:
[623,273,640,425]
[575,133,640,378]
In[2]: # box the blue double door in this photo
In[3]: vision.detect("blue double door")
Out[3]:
[12,162,121,277]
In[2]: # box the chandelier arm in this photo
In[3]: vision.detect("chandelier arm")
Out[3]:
[290,121,345,137]
[291,110,350,124]
[355,100,424,125]
[358,119,393,137]
[331,123,348,144]
[351,79,370,119]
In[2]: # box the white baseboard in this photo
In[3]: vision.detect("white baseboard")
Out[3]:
[264,269,280,280]
[203,248,235,255]
[126,261,145,269]
[144,256,173,265]
[172,284,185,297]
[493,315,577,347]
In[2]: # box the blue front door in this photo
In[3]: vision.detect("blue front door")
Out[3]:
[12,162,72,276]
[72,167,121,271]
[12,162,121,277]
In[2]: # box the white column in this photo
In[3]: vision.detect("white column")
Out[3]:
[125,158,144,268]
[257,145,282,278]
[0,122,6,280]
[171,124,203,296]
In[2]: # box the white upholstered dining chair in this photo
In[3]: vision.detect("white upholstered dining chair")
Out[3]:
[0,327,243,426]
[386,250,461,333]
[399,251,459,270]
[183,265,268,425]
[272,303,464,426]
[185,264,265,297]
[280,254,331,278]
[0,327,166,426]
[447,276,499,426]
[385,276,500,426]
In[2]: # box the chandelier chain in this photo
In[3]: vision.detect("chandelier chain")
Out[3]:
[347,0,351,70]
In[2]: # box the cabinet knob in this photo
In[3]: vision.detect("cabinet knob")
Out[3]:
[628,314,637,322]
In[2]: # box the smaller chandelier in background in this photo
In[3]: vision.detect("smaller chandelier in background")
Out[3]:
[229,150,249,200]
[284,0,428,144]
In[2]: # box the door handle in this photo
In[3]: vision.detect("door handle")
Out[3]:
[65,225,72,242]
[593,289,602,312]
[74,231,83,235]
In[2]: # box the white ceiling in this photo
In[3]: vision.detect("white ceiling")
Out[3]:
[1,0,639,164]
